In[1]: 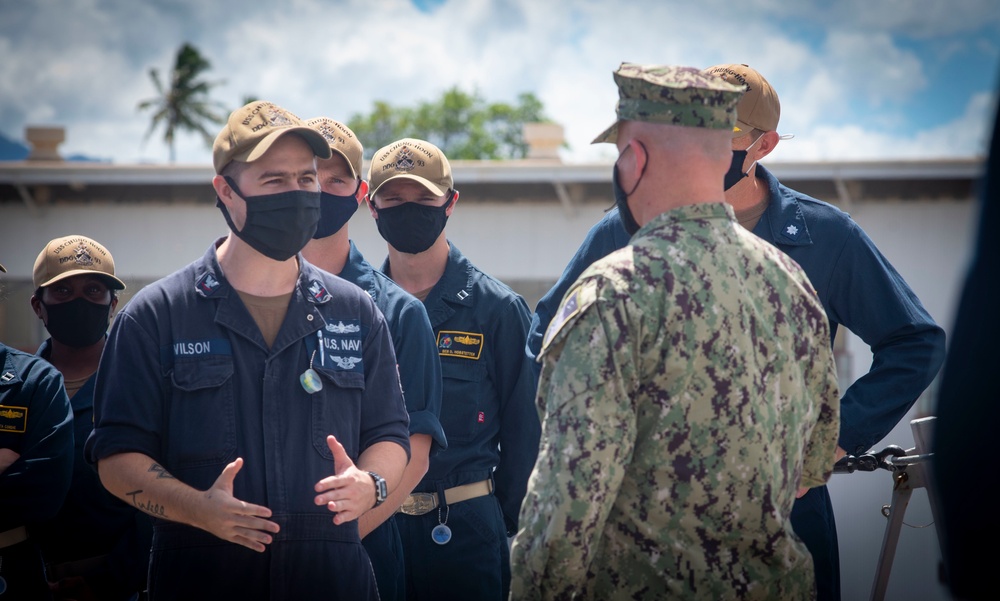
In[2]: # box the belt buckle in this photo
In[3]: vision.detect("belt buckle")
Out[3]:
[400,493,438,516]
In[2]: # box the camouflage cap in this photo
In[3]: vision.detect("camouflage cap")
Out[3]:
[368,138,453,197]
[306,117,364,179]
[212,100,332,173]
[592,63,746,144]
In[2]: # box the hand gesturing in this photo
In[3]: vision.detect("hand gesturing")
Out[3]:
[314,435,375,525]
[200,457,279,552]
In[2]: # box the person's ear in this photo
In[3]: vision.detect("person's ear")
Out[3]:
[212,174,239,209]
[365,193,379,219]
[629,139,648,179]
[756,131,780,161]
[30,295,44,320]
[445,190,459,216]
[355,179,369,205]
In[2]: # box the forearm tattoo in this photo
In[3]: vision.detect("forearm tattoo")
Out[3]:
[123,462,175,518]
[148,462,176,479]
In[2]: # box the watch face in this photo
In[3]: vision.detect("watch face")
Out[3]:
[369,472,388,505]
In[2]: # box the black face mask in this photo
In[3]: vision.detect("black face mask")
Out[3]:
[313,182,361,239]
[219,176,321,261]
[42,297,112,348]
[723,133,765,191]
[611,142,646,236]
[374,194,454,254]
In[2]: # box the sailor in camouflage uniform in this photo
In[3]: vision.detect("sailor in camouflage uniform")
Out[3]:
[509,64,841,600]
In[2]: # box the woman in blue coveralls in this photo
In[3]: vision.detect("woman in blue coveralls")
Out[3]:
[30,234,153,600]
[366,138,541,601]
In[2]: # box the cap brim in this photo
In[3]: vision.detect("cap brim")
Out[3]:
[326,148,358,179]
[0,263,6,273]
[591,120,620,144]
[240,127,334,164]
[39,270,126,291]
[370,174,447,198]
[732,120,760,139]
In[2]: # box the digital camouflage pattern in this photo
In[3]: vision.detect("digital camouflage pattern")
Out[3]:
[592,63,746,143]
[510,202,840,600]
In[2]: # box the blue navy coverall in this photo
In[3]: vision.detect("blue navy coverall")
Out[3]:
[340,240,447,601]
[0,342,73,600]
[382,242,541,601]
[526,165,946,601]
[86,243,411,601]
[33,339,153,601]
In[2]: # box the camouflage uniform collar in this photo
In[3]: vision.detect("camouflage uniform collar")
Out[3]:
[640,202,734,235]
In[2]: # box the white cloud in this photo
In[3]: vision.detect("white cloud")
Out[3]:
[770,91,997,161]
[1,0,997,165]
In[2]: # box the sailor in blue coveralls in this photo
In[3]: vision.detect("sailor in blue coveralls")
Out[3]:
[302,117,447,601]
[85,101,411,601]
[365,138,541,601]
[526,64,946,601]
[29,235,153,600]
[0,263,75,601]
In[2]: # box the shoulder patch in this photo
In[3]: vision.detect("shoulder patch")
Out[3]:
[541,283,588,351]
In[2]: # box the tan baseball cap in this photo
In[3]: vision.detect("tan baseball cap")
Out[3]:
[306,117,363,179]
[368,138,453,197]
[33,235,126,290]
[705,64,780,138]
[212,100,332,173]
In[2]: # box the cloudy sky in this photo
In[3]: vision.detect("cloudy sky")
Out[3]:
[2,0,998,165]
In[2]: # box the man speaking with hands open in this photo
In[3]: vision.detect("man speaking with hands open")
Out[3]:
[86,100,410,600]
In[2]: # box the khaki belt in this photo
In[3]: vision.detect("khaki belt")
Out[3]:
[0,526,28,549]
[398,479,494,516]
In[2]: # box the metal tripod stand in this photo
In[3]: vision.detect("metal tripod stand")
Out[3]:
[832,417,942,601]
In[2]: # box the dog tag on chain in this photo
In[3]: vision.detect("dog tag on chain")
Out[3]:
[431,523,452,545]
[300,368,322,393]
[300,350,323,394]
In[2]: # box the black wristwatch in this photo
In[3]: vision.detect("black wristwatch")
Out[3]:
[368,471,388,507]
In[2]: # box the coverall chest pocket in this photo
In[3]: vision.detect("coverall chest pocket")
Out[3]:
[311,369,365,460]
[439,359,485,444]
[168,359,236,467]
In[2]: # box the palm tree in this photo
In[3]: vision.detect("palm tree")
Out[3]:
[138,43,226,162]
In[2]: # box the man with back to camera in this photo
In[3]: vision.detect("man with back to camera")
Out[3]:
[525,63,946,601]
[85,100,411,600]
[366,137,540,600]
[0,260,74,601]
[302,117,447,601]
[29,235,152,600]
[510,62,841,600]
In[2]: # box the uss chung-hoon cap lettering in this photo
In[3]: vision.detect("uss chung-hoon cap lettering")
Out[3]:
[33,235,126,290]
[592,63,746,144]
[368,138,453,197]
[306,117,364,179]
[706,63,781,138]
[212,100,332,173]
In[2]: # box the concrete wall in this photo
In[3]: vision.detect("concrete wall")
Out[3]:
[0,194,978,600]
